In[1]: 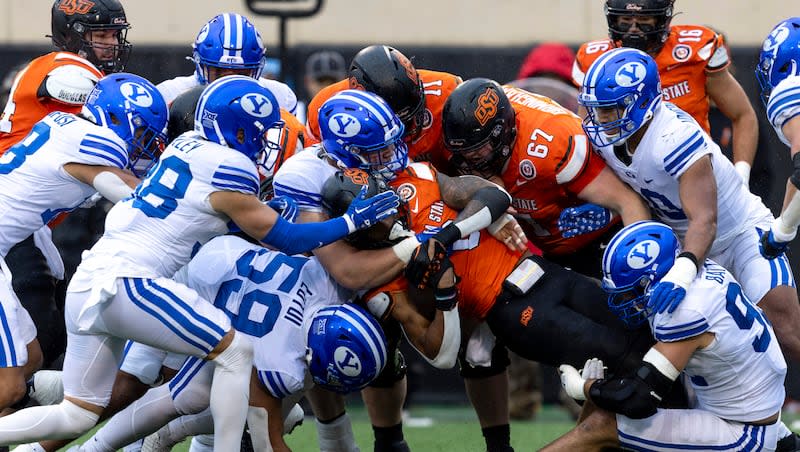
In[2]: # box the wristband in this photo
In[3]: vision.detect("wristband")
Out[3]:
[677,251,699,270]
[391,236,420,264]
[434,286,458,311]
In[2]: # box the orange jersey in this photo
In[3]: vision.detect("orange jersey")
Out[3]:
[0,52,103,154]
[273,109,305,171]
[377,162,522,320]
[574,24,730,133]
[500,85,614,256]
[304,69,461,170]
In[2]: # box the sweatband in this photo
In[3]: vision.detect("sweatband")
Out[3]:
[93,171,133,203]
[642,348,680,381]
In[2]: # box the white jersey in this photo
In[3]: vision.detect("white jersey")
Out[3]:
[596,103,771,255]
[0,111,129,256]
[650,260,786,422]
[156,74,298,115]
[767,75,800,147]
[180,235,348,398]
[272,144,339,213]
[73,132,258,283]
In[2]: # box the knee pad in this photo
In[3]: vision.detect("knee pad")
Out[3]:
[56,400,101,438]
[458,343,510,380]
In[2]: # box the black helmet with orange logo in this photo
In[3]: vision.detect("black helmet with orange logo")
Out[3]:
[348,45,427,141]
[442,78,516,177]
[605,0,674,53]
[51,0,132,73]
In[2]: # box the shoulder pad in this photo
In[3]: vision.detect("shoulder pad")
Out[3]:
[42,65,100,105]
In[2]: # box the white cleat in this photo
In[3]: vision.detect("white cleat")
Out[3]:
[28,370,64,406]
[141,424,176,452]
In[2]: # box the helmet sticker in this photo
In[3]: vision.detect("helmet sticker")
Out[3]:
[626,239,660,269]
[342,168,370,185]
[763,23,790,52]
[120,82,153,108]
[474,87,499,126]
[241,93,274,118]
[614,61,647,87]
[328,113,361,138]
[58,0,95,15]
[334,346,363,377]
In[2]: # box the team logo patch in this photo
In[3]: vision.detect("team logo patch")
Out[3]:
[328,113,361,138]
[422,108,433,129]
[242,93,274,118]
[334,346,362,377]
[120,82,153,108]
[520,306,534,327]
[626,239,660,269]
[342,168,370,185]
[395,183,417,202]
[672,44,692,62]
[519,160,536,180]
[474,87,499,126]
[614,62,646,87]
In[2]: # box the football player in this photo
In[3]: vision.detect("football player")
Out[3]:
[755,18,800,261]
[0,72,167,416]
[0,0,131,370]
[275,89,522,452]
[304,45,462,171]
[545,221,785,451]
[441,78,651,277]
[62,233,389,452]
[0,76,397,449]
[579,47,800,366]
[573,0,758,186]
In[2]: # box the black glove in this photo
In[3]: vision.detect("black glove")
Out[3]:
[405,239,448,290]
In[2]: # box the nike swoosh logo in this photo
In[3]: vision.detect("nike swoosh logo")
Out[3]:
[666,63,681,71]
[644,178,653,184]
[515,179,527,187]
[410,198,419,214]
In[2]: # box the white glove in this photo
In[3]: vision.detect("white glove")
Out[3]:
[580,358,605,380]
[558,364,587,401]
[734,161,751,187]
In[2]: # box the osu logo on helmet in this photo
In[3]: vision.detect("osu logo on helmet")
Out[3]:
[474,87,499,126]
[343,168,370,185]
[58,0,96,15]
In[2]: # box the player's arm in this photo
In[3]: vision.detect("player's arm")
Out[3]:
[576,166,651,225]
[560,333,710,419]
[209,190,399,257]
[706,68,759,184]
[62,163,139,203]
[677,155,717,264]
[300,210,415,290]
[767,117,800,252]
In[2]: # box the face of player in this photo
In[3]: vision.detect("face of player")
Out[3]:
[207,67,257,83]
[615,15,658,36]
[459,142,496,173]
[593,106,625,135]
[87,29,122,63]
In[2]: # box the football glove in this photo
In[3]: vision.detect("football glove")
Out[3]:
[405,239,449,290]
[648,256,698,314]
[557,203,613,238]
[343,185,400,232]
[266,195,298,223]
[759,228,791,260]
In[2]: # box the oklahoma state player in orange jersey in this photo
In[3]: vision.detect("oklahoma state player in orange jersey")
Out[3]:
[442,78,650,276]
[573,0,758,186]
[305,45,461,171]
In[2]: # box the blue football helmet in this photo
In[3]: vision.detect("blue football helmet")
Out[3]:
[318,89,408,180]
[306,303,388,394]
[578,47,662,148]
[194,75,283,164]
[82,73,168,177]
[756,18,800,107]
[193,13,266,84]
[601,221,680,327]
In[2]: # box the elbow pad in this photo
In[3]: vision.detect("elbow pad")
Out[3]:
[588,361,675,419]
[434,185,512,246]
[790,153,800,191]
[38,65,99,105]
[473,185,511,222]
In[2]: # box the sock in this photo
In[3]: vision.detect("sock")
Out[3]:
[316,412,360,452]
[166,409,214,441]
[373,422,408,451]
[0,400,98,443]
[209,332,254,451]
[81,384,178,452]
[121,438,143,452]
[778,421,792,439]
[189,433,214,452]
[482,424,513,452]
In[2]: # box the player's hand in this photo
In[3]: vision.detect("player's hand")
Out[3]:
[433,256,458,311]
[489,213,528,252]
[759,228,791,259]
[580,358,605,380]
[648,256,697,314]
[558,364,587,401]
[266,195,298,222]
[557,203,613,238]
[405,238,448,290]
[344,186,400,232]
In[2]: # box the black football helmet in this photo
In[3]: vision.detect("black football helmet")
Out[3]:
[605,0,674,53]
[442,78,516,178]
[50,0,132,73]
[349,45,427,141]
[321,169,408,250]
[167,85,205,143]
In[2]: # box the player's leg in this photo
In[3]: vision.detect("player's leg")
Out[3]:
[307,385,361,452]
[539,401,619,451]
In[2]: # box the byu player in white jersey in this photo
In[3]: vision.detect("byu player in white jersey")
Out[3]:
[0,76,397,450]
[549,221,786,451]
[156,12,296,113]
[66,233,388,452]
[755,18,800,261]
[578,47,800,364]
[0,72,168,413]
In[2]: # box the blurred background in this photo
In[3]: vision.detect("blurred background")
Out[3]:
[1,0,799,426]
